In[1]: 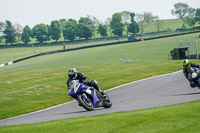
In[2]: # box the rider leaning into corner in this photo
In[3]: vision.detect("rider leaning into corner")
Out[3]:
[66,68,106,95]
[182,59,200,88]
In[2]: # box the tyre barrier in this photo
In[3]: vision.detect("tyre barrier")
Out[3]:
[0,61,13,68]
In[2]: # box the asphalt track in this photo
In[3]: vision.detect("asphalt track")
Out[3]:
[1,70,200,127]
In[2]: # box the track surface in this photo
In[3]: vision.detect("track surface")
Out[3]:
[1,71,200,126]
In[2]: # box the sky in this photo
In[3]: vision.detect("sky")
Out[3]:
[0,0,200,28]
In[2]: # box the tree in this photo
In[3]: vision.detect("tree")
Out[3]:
[195,8,200,24]
[49,20,61,42]
[77,23,93,40]
[154,16,163,32]
[59,18,67,32]
[77,17,93,40]
[87,15,99,38]
[3,20,16,44]
[128,13,139,36]
[21,25,32,44]
[184,8,196,27]
[136,12,155,35]
[32,24,49,43]
[171,2,189,19]
[0,22,5,44]
[110,13,124,36]
[63,19,77,41]
[97,24,107,37]
[121,11,131,35]
[14,23,23,44]
[105,18,112,37]
[78,17,93,26]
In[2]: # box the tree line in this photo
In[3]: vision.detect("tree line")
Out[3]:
[0,2,200,45]
[171,2,200,28]
[0,11,140,45]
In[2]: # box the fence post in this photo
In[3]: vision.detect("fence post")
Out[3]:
[196,40,198,59]
[180,40,182,47]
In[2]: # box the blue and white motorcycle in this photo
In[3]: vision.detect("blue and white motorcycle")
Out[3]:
[68,80,112,111]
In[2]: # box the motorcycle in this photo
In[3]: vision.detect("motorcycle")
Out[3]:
[68,80,112,111]
[188,67,200,88]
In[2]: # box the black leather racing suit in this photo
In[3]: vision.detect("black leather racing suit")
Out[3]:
[67,72,103,93]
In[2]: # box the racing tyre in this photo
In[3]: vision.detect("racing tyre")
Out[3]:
[77,94,94,111]
[102,94,112,108]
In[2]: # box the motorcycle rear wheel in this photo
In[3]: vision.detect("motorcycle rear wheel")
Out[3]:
[102,94,112,108]
[77,94,94,111]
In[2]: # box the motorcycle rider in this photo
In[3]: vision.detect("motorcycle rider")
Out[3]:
[67,68,105,95]
[182,59,200,88]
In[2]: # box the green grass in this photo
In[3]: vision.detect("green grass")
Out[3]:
[144,19,182,33]
[0,100,200,133]
[1,33,200,120]
[0,39,120,64]
[0,33,200,120]
[138,19,199,34]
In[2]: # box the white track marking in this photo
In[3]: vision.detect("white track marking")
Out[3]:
[106,70,182,92]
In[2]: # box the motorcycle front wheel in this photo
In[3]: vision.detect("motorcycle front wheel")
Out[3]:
[77,94,94,111]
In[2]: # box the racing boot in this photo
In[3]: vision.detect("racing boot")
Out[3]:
[90,80,106,97]
[98,88,106,98]
[95,83,105,95]
[98,88,105,95]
